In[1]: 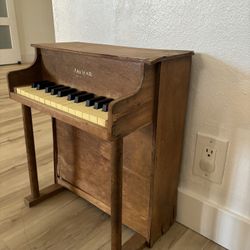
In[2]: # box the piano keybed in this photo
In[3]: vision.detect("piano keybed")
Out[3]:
[16,81,113,127]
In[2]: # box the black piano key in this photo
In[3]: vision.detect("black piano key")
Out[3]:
[32,82,39,88]
[57,88,77,97]
[67,91,86,100]
[51,86,70,95]
[94,98,113,109]
[32,80,49,88]
[74,93,94,103]
[45,84,63,93]
[36,81,54,90]
[102,103,111,112]
[86,96,105,107]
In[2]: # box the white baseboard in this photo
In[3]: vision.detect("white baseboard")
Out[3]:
[177,187,250,250]
[21,53,35,64]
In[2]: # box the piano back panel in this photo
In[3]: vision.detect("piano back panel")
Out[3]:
[39,48,144,99]
[56,120,153,239]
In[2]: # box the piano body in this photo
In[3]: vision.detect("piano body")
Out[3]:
[8,42,193,249]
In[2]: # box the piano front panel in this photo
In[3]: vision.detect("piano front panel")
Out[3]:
[56,120,153,239]
[40,48,144,99]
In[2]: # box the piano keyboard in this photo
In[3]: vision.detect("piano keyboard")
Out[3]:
[16,81,113,127]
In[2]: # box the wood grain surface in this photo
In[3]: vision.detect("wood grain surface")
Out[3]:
[33,42,193,64]
[149,57,193,245]
[0,65,226,249]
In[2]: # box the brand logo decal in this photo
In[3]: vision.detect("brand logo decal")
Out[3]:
[74,68,93,78]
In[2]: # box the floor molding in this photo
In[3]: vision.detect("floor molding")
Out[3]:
[177,187,250,250]
[20,53,35,63]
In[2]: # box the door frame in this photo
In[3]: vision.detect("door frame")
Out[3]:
[0,0,21,65]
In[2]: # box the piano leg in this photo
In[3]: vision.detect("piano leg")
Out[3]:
[52,117,58,183]
[21,105,64,207]
[111,138,123,250]
[111,138,147,250]
[22,105,40,198]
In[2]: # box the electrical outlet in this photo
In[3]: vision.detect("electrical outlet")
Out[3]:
[193,133,229,184]
[199,146,216,173]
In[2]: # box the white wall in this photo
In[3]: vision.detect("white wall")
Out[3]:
[52,0,250,248]
[14,0,55,63]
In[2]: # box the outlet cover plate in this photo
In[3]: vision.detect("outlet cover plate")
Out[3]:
[193,133,229,184]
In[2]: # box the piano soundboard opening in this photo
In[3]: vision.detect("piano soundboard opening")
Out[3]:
[15,80,113,127]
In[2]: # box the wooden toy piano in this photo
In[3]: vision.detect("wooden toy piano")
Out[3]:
[7,42,193,250]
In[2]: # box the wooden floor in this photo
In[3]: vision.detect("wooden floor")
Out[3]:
[0,64,226,250]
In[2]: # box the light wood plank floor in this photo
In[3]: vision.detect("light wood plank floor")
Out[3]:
[0,64,226,250]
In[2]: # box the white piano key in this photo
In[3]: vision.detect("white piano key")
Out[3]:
[15,86,109,127]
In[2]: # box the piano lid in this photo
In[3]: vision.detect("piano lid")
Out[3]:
[32,42,194,65]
